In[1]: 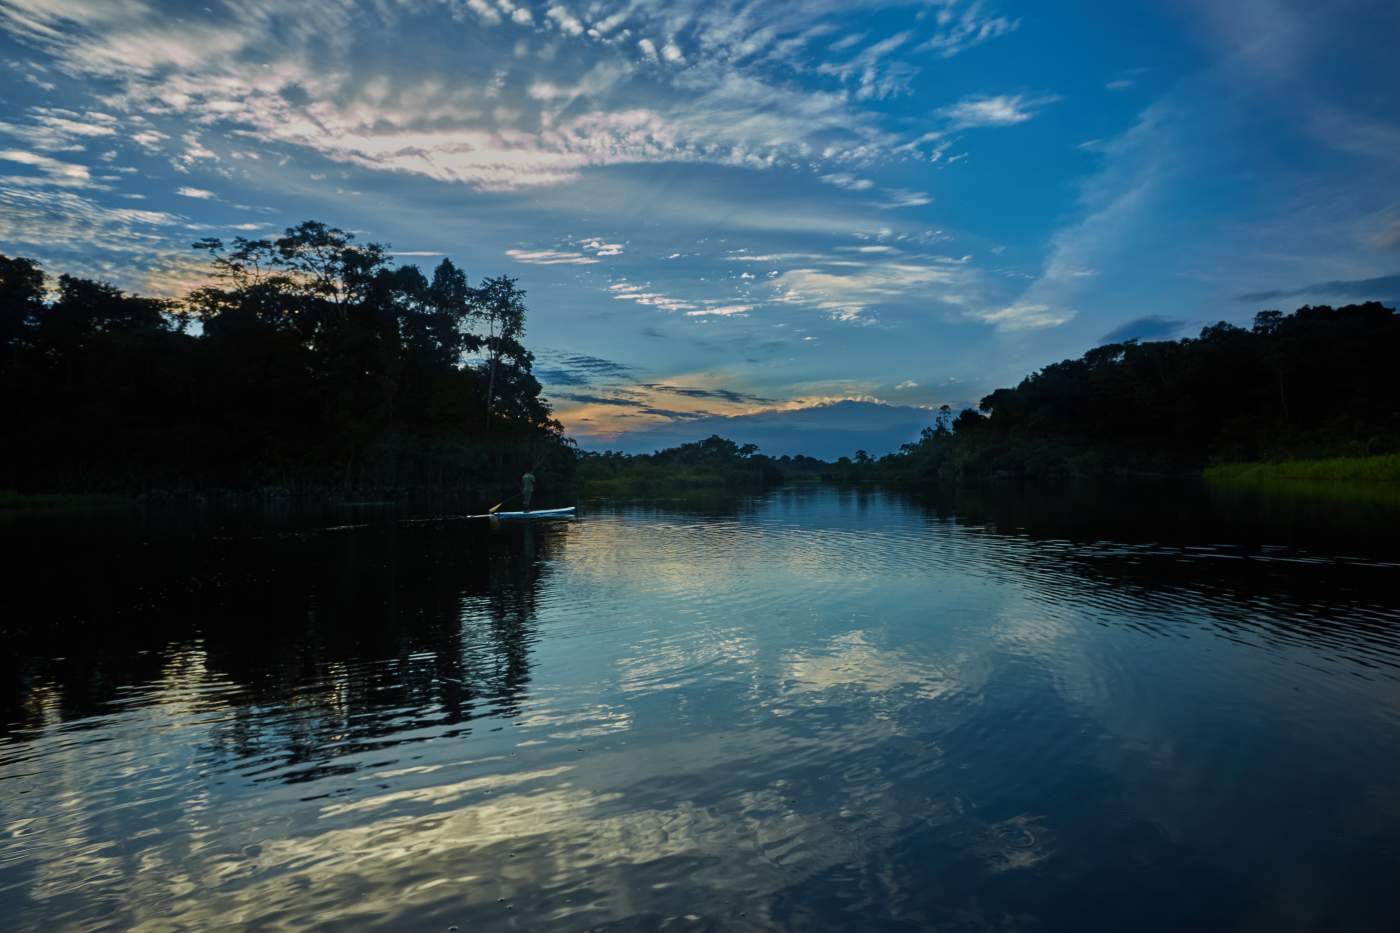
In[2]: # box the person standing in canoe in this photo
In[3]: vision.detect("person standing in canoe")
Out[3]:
[520,469,536,512]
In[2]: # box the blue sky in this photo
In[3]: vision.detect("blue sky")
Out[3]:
[1,0,1397,450]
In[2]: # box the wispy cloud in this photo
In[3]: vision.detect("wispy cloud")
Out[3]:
[773,257,970,323]
[918,4,1020,58]
[536,352,634,386]
[607,281,697,313]
[506,248,599,265]
[0,107,118,151]
[1099,315,1186,343]
[878,188,933,209]
[0,185,182,273]
[819,173,875,191]
[0,0,1020,194]
[975,303,1076,331]
[1235,273,1400,303]
[939,93,1058,129]
[0,148,95,188]
[685,304,752,317]
[579,236,624,256]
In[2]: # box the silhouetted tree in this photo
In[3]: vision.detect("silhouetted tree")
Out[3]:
[0,221,571,499]
[473,275,528,423]
[0,255,44,359]
[855,302,1400,484]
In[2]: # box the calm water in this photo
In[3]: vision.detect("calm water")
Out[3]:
[3,484,1400,931]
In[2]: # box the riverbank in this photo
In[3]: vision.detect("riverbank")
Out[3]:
[1205,453,1400,483]
[1204,454,1400,509]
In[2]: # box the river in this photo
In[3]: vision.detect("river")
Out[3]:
[2,483,1399,931]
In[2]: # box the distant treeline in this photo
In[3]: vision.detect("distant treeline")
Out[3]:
[577,435,830,496]
[844,302,1400,484]
[0,222,573,501]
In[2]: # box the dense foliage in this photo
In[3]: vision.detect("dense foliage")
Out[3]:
[862,303,1400,484]
[0,222,572,500]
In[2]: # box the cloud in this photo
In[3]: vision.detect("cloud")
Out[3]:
[176,132,216,169]
[939,93,1057,129]
[0,0,1018,194]
[579,236,623,256]
[685,304,752,317]
[1368,215,1400,251]
[506,248,599,265]
[725,251,829,263]
[0,185,183,284]
[608,281,698,313]
[0,107,118,151]
[1098,315,1187,343]
[535,352,634,387]
[1234,273,1400,303]
[642,384,772,404]
[819,173,875,191]
[552,391,640,406]
[545,4,584,37]
[636,407,716,422]
[772,256,971,322]
[577,399,942,459]
[918,6,1020,58]
[837,245,899,254]
[462,0,501,26]
[993,102,1179,342]
[816,30,917,101]
[975,303,1076,331]
[549,366,795,437]
[878,187,933,209]
[175,186,215,199]
[0,148,95,188]
[130,130,167,152]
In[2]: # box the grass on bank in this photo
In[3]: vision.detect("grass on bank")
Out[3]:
[1205,453,1400,484]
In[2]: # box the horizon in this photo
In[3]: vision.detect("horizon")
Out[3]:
[2,0,1398,454]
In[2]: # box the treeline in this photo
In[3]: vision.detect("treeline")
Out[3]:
[577,435,826,496]
[851,303,1400,484]
[0,222,572,501]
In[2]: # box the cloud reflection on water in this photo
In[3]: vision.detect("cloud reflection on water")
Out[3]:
[4,488,1400,929]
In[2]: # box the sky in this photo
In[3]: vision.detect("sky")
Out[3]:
[1,0,1398,454]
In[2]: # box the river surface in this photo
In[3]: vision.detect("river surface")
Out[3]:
[3,484,1400,931]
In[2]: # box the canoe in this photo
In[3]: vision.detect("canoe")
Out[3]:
[478,506,576,520]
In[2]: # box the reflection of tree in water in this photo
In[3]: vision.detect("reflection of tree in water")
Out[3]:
[204,519,562,781]
[463,520,542,718]
[0,512,563,778]
[910,483,1400,672]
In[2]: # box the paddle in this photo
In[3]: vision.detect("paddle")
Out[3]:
[487,492,520,514]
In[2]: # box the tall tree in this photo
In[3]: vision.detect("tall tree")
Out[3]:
[473,275,528,422]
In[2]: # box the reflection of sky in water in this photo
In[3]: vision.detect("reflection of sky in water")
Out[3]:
[3,487,1400,929]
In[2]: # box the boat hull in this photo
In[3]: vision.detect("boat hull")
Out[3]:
[482,506,576,520]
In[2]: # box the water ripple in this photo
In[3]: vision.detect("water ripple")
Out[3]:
[3,487,1400,929]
